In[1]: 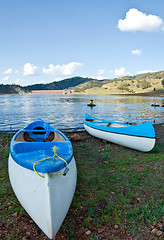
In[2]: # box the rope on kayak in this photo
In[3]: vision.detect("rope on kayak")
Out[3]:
[26,139,34,142]
[33,145,69,178]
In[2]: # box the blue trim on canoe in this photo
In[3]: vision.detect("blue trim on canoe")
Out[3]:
[84,114,156,139]
[10,119,73,173]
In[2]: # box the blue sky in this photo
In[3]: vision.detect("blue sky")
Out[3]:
[1,0,164,86]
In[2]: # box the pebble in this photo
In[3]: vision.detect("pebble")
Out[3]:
[85,230,91,235]
[157,223,163,230]
[153,221,157,226]
[104,161,108,164]
[12,212,18,218]
[156,230,163,237]
[151,228,157,234]
[114,225,119,229]
[70,134,82,141]
[150,221,163,237]
[97,227,106,233]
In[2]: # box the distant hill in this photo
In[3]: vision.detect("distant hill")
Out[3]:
[0,84,28,95]
[0,72,164,95]
[71,71,164,95]
[24,77,95,91]
[0,77,95,94]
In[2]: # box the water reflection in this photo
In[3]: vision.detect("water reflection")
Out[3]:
[0,94,163,131]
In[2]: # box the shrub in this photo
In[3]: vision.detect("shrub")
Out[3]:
[117,82,130,91]
[137,80,151,89]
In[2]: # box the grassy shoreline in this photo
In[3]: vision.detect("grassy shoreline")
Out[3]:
[0,125,164,239]
[0,88,164,96]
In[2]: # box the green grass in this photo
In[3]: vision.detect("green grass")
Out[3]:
[0,133,164,239]
[70,141,164,238]
[0,136,23,223]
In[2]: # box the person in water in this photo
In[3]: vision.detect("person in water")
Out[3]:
[90,99,94,105]
[88,99,96,107]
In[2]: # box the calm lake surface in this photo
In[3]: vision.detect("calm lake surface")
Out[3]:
[0,94,164,131]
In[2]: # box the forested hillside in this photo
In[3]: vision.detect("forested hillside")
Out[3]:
[0,77,94,94]
[0,85,28,94]
[24,77,95,91]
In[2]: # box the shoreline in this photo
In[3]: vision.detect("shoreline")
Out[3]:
[1,122,164,143]
[1,90,164,97]
[0,122,164,132]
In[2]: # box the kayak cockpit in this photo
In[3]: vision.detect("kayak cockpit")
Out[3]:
[85,118,127,128]
[10,120,73,173]
[15,130,65,142]
[13,119,67,143]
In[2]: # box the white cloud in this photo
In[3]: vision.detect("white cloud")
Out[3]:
[96,76,104,80]
[114,67,126,76]
[23,63,38,76]
[126,72,131,76]
[43,62,83,76]
[15,78,21,85]
[137,70,156,74]
[118,8,164,32]
[2,76,9,81]
[91,76,104,80]
[40,80,45,84]
[98,69,105,75]
[53,77,63,82]
[3,68,12,74]
[131,49,142,55]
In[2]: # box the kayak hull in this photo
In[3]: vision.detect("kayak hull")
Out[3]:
[8,119,77,239]
[8,154,77,239]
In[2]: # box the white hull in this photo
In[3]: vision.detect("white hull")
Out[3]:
[84,124,155,152]
[8,154,77,239]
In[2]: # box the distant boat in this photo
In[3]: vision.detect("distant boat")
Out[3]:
[151,102,160,107]
[8,119,77,239]
[84,114,156,152]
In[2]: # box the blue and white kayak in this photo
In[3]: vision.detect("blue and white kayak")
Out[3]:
[84,114,156,152]
[8,119,77,239]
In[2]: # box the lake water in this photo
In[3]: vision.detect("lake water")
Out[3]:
[0,94,164,132]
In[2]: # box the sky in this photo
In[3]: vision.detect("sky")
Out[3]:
[0,0,164,86]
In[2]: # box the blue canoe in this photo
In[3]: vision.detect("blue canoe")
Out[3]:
[8,119,77,239]
[84,114,156,152]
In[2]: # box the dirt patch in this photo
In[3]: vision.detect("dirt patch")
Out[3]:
[154,123,164,142]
